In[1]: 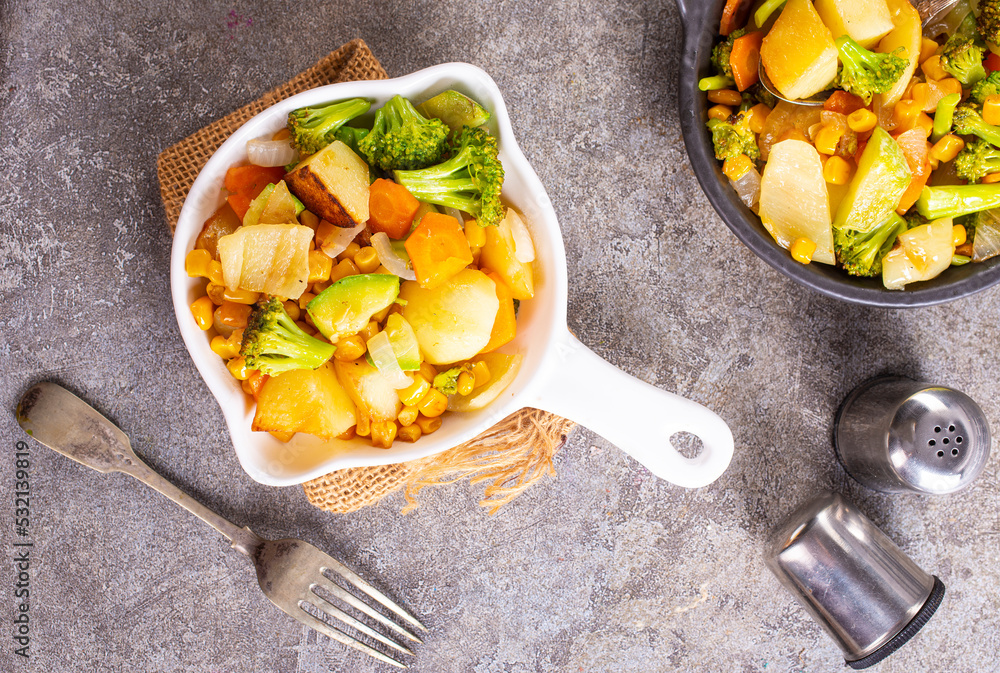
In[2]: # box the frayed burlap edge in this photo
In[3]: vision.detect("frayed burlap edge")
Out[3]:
[158,40,575,515]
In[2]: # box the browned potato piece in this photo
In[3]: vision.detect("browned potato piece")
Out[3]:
[252,362,357,440]
[285,140,370,227]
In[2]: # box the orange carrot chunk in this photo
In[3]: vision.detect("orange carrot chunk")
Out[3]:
[730,31,765,91]
[224,165,286,195]
[720,0,752,36]
[480,270,517,353]
[368,178,421,239]
[404,212,474,290]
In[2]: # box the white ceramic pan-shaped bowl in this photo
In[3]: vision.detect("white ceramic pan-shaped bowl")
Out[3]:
[171,63,735,488]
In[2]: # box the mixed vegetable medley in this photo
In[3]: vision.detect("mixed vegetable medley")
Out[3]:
[702,0,1000,289]
[186,90,535,449]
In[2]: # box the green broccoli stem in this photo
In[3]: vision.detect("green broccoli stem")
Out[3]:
[916,184,1000,219]
[754,0,786,29]
[932,93,963,142]
[699,75,736,91]
[962,113,1000,146]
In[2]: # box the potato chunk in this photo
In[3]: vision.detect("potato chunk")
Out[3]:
[760,0,839,101]
[217,223,313,299]
[815,0,893,49]
[285,140,369,227]
[333,358,403,422]
[252,362,357,440]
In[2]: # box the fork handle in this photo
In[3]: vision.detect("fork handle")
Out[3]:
[122,458,263,557]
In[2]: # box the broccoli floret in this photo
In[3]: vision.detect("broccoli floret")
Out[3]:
[334,126,370,155]
[240,297,335,375]
[916,184,1000,219]
[706,110,760,161]
[834,213,907,277]
[971,71,1000,105]
[978,0,1000,48]
[358,95,449,171]
[393,126,505,227]
[834,36,908,104]
[287,98,371,155]
[711,27,748,78]
[432,366,466,395]
[941,13,987,85]
[746,83,777,109]
[952,103,1000,146]
[954,139,1000,182]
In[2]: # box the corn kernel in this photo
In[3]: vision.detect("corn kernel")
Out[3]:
[334,334,367,361]
[223,287,259,305]
[723,154,753,182]
[419,362,438,383]
[304,311,316,328]
[469,361,491,388]
[272,127,291,141]
[847,108,878,133]
[295,320,316,335]
[930,134,965,163]
[371,305,392,325]
[268,431,294,442]
[211,333,241,360]
[893,99,923,132]
[921,55,949,81]
[360,320,379,341]
[337,426,357,441]
[398,375,431,407]
[747,103,770,134]
[815,125,846,155]
[371,420,398,449]
[282,300,300,321]
[398,405,419,427]
[206,260,224,286]
[308,249,333,283]
[242,370,267,398]
[190,296,215,330]
[777,129,808,143]
[910,83,931,111]
[338,242,361,262]
[374,264,395,275]
[823,155,853,185]
[937,78,963,96]
[397,425,422,443]
[417,388,448,418]
[312,280,331,294]
[789,237,817,265]
[330,258,360,283]
[919,37,939,64]
[465,221,486,250]
[206,282,227,305]
[354,246,380,273]
[457,371,475,396]
[185,249,213,277]
[915,112,934,137]
[983,172,1000,183]
[707,104,732,121]
[983,95,1000,126]
[218,301,252,329]
[415,414,442,435]
[707,89,743,107]
[929,155,940,170]
[226,356,251,380]
[953,224,968,247]
[298,292,316,310]
[355,413,371,437]
[300,210,319,230]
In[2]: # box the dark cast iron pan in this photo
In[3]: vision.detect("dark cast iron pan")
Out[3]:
[675,0,1000,307]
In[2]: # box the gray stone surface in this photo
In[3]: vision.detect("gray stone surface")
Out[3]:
[1,1,998,671]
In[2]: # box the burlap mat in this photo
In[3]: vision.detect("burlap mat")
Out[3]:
[157,39,576,514]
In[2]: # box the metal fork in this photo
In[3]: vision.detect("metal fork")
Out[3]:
[16,382,426,669]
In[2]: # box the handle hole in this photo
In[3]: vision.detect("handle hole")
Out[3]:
[669,432,704,459]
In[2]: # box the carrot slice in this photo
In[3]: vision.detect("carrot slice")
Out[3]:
[480,271,517,353]
[720,0,752,36]
[730,31,765,91]
[404,212,474,289]
[894,128,931,214]
[824,91,867,116]
[223,165,286,195]
[368,178,421,239]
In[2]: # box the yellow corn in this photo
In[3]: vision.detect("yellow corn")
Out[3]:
[211,333,242,360]
[308,249,333,283]
[419,362,438,383]
[789,237,817,265]
[469,361,491,388]
[354,246,380,273]
[330,258,360,283]
[398,375,431,407]
[457,371,475,396]
[815,125,846,155]
[338,242,361,262]
[415,414,442,435]
[371,305,392,324]
[937,78,963,97]
[984,95,1000,126]
[298,292,316,310]
[312,280,331,294]
[722,154,753,182]
[282,299,300,321]
[921,55,949,81]
[242,369,266,398]
[983,172,1000,184]
[910,83,931,111]
[300,209,319,230]
[218,301,252,329]
[707,89,743,107]
[360,320,379,341]
[823,156,853,185]
[465,221,486,250]
[397,425,422,443]
[331,335,364,361]
[226,356,251,380]
[846,108,878,133]
[953,224,967,247]
[929,155,940,170]
[930,134,965,163]
[206,282,227,305]
[295,320,316,335]
[747,104,770,134]
[202,259,223,285]
[892,100,923,132]
[778,129,808,143]
[707,104,732,121]
[919,37,939,64]
[337,425,357,441]
[355,413,371,437]
[268,431,294,442]
[370,420,398,449]
[185,249,213,277]
[303,311,316,328]
[272,127,291,141]
[398,405,419,427]
[915,112,934,137]
[417,388,448,418]
[222,287,259,305]
[190,296,215,330]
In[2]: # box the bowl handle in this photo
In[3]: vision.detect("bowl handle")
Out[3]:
[532,331,734,488]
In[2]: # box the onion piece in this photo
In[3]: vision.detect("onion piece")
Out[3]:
[320,222,365,259]
[973,209,1000,262]
[444,207,467,224]
[730,166,762,211]
[366,331,412,389]
[371,232,417,280]
[247,138,298,168]
[505,209,536,263]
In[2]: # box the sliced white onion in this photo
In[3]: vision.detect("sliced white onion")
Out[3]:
[973,209,1000,262]
[247,138,298,168]
[505,209,536,263]
[320,222,365,259]
[444,207,467,224]
[371,232,417,280]
[731,166,762,211]
[366,331,412,389]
